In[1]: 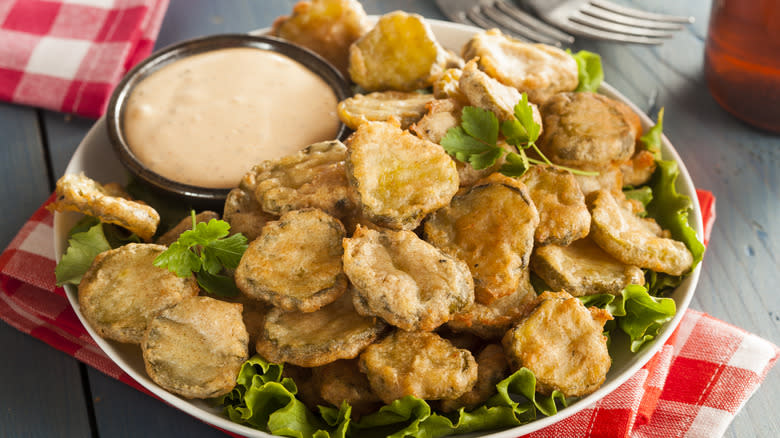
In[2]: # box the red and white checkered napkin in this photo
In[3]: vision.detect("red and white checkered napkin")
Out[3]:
[1,190,777,438]
[0,0,168,118]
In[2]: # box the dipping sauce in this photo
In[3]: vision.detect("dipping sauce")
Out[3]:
[123,47,341,189]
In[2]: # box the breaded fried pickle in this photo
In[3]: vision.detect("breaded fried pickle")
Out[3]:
[359,330,478,404]
[459,59,541,125]
[142,296,248,399]
[78,243,199,344]
[312,359,382,415]
[349,11,460,91]
[338,91,435,130]
[461,29,578,104]
[236,208,347,312]
[440,344,509,412]
[520,166,590,246]
[424,174,539,304]
[250,140,357,219]
[588,190,694,276]
[223,187,275,242]
[50,173,159,241]
[502,291,612,397]
[272,0,369,77]
[343,226,474,331]
[255,291,387,367]
[346,121,459,230]
[531,237,645,296]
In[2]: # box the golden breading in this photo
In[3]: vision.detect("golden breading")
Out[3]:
[424,173,539,304]
[271,0,369,77]
[235,208,347,313]
[155,211,220,246]
[249,140,357,220]
[222,187,276,242]
[255,291,388,367]
[343,226,475,331]
[447,268,536,340]
[346,121,459,230]
[348,11,461,91]
[359,330,478,404]
[78,243,199,344]
[520,166,590,246]
[432,68,467,102]
[538,92,637,169]
[221,293,271,355]
[440,344,509,412]
[588,190,694,276]
[461,29,578,104]
[621,149,658,187]
[573,164,624,196]
[531,237,646,296]
[311,359,382,415]
[409,98,463,145]
[50,173,159,241]
[337,91,436,130]
[141,296,249,399]
[502,291,612,397]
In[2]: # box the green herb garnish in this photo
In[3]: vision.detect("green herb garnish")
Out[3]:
[569,49,604,92]
[154,211,248,297]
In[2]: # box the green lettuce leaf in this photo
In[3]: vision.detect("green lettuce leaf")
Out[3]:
[55,221,112,285]
[570,50,604,92]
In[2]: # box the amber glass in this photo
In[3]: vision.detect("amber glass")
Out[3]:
[704,0,780,133]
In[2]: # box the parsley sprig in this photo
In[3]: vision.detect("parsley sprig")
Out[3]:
[154,211,248,297]
[441,93,597,178]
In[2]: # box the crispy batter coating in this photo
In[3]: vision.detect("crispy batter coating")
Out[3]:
[235,208,347,312]
[520,166,590,246]
[141,296,248,399]
[50,173,159,241]
[359,330,478,404]
[223,187,276,242]
[621,149,657,187]
[432,68,467,102]
[502,291,612,397]
[573,164,624,196]
[531,237,645,296]
[440,344,509,412]
[447,269,536,339]
[255,290,388,367]
[410,98,462,145]
[459,60,542,126]
[424,174,539,304]
[222,293,271,354]
[156,211,220,246]
[588,190,694,276]
[343,226,474,331]
[338,91,435,130]
[346,121,459,230]
[462,29,578,104]
[78,243,199,344]
[538,92,637,169]
[312,359,382,415]
[348,11,460,91]
[271,0,369,77]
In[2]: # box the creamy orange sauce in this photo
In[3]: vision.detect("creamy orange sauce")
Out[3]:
[124,47,341,189]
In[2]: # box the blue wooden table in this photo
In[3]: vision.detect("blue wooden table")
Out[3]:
[1,1,777,437]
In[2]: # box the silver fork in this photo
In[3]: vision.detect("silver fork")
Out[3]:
[435,0,576,47]
[525,0,694,44]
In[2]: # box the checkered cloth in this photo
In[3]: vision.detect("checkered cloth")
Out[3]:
[1,190,777,437]
[0,0,168,118]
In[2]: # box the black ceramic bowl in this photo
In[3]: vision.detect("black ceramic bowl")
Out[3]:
[106,34,351,211]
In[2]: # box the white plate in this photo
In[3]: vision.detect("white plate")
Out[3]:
[54,18,703,438]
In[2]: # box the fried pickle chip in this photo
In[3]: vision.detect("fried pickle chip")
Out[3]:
[459,59,542,125]
[573,164,624,196]
[359,330,478,404]
[424,173,539,304]
[588,190,694,275]
[502,291,612,397]
[346,121,459,230]
[156,211,220,246]
[348,11,460,91]
[78,243,199,344]
[621,149,657,187]
[343,226,474,331]
[432,68,466,102]
[249,140,357,219]
[538,92,637,169]
[223,187,276,242]
[142,296,249,399]
[410,98,462,144]
[447,268,536,339]
[50,173,159,241]
[255,291,388,367]
[520,166,590,246]
[271,0,369,77]
[531,237,645,296]
[440,344,509,412]
[312,359,382,415]
[235,208,347,312]
[338,91,435,130]
[461,29,578,104]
